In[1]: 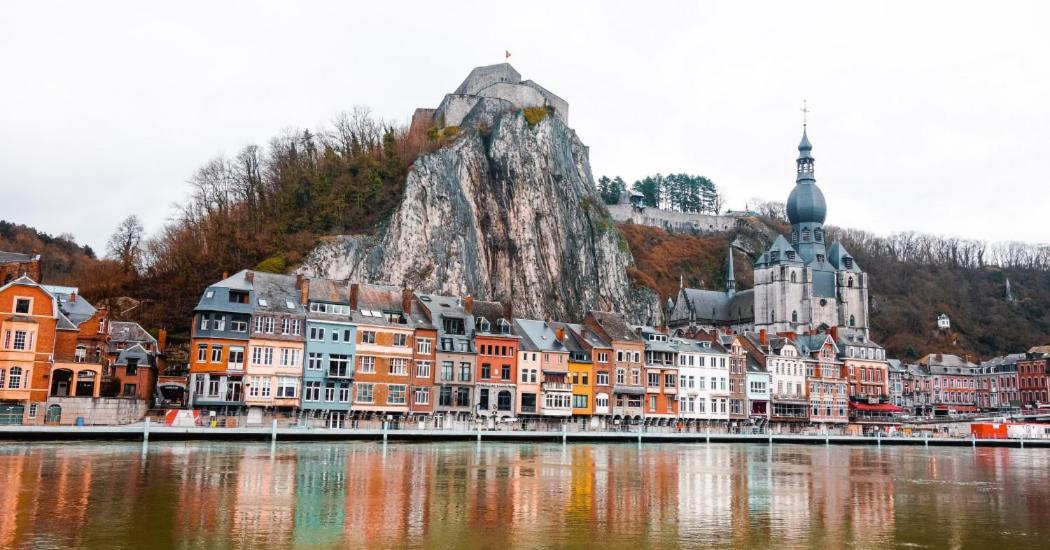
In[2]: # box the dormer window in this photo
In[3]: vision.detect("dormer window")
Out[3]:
[844,257,853,270]
[206,290,215,299]
[814,229,823,242]
[816,254,826,263]
[258,299,269,307]
[791,231,798,244]
[478,319,491,333]
[14,298,30,314]
[786,251,796,261]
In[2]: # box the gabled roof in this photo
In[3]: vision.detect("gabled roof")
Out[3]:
[354,284,415,328]
[514,319,567,353]
[108,321,157,351]
[762,235,803,265]
[671,288,754,325]
[587,311,642,342]
[472,300,514,336]
[114,343,153,366]
[251,272,305,315]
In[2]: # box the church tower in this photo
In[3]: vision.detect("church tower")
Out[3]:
[787,128,829,264]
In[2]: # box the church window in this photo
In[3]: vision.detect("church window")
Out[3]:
[849,315,855,327]
[790,272,797,283]
[815,229,823,242]
[802,229,811,241]
[847,277,854,288]
[791,231,798,244]
[770,311,775,323]
[844,257,853,269]
[816,254,826,263]
[791,311,798,323]
[786,251,796,261]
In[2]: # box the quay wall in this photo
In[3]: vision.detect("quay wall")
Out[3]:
[1,425,1048,448]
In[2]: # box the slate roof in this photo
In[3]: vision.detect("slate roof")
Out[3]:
[43,284,98,326]
[113,343,153,367]
[0,251,39,264]
[108,321,157,353]
[251,272,305,315]
[354,284,415,328]
[514,319,566,353]
[827,241,862,273]
[194,270,255,314]
[587,311,642,342]
[472,300,515,336]
[671,287,754,325]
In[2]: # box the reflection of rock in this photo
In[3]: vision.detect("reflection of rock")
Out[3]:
[304,107,634,323]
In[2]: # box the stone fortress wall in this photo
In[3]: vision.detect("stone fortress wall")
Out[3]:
[412,63,569,130]
[607,203,744,235]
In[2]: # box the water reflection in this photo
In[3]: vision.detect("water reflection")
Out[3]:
[0,442,1048,548]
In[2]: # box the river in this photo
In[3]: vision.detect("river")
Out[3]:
[0,441,1048,549]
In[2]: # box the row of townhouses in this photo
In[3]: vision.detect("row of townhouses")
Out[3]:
[187,270,907,432]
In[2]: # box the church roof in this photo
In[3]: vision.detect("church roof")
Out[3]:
[762,235,803,265]
[827,241,862,272]
[672,287,754,325]
[786,181,826,225]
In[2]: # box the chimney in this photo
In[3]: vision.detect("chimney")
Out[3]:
[349,283,360,310]
[759,328,768,346]
[70,292,76,303]
[402,288,414,314]
[464,294,474,314]
[555,326,566,342]
[299,277,309,306]
[244,271,254,284]
[830,326,840,342]
[158,329,167,352]
[295,274,304,290]
[784,332,797,342]
[222,271,229,280]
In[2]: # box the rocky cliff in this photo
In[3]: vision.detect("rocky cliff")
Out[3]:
[302,109,637,322]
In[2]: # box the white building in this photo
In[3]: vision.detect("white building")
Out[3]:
[675,339,731,423]
[937,313,951,330]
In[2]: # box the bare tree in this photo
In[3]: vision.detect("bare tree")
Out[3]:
[107,215,145,274]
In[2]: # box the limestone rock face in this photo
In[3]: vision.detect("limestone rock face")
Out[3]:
[302,110,634,322]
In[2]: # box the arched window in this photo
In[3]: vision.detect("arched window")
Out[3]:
[790,271,797,283]
[791,311,798,323]
[791,231,798,244]
[850,315,855,327]
[815,229,823,242]
[847,277,854,288]
[8,367,22,389]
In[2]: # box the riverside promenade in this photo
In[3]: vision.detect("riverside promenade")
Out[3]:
[1,423,1047,448]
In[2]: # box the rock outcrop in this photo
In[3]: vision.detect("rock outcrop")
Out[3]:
[302,104,634,322]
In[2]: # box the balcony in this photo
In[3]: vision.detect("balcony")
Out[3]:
[327,369,352,379]
[542,382,572,392]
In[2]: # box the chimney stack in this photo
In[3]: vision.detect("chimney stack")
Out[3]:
[295,274,304,290]
[759,328,767,346]
[299,277,310,306]
[349,283,360,311]
[70,292,76,303]
[402,288,414,314]
[464,295,474,314]
[222,271,229,280]
[158,328,167,352]
[555,326,566,342]
[244,271,254,284]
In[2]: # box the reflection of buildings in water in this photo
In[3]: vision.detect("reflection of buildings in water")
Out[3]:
[173,445,240,545]
[0,452,24,547]
[677,446,732,542]
[231,447,296,547]
[767,447,813,546]
[845,449,895,546]
[293,446,347,547]
[342,445,411,546]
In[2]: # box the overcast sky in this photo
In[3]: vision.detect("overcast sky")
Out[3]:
[2,1,1048,254]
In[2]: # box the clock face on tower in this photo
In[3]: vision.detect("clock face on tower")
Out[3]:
[819,299,828,307]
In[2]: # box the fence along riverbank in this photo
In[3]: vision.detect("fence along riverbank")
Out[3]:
[1,422,1047,448]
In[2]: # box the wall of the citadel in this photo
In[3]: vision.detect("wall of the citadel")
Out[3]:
[607,204,740,235]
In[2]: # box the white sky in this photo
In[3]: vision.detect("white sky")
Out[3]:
[2,1,1048,254]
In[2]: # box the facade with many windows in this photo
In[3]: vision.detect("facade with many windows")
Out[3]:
[302,278,356,426]
[244,274,306,414]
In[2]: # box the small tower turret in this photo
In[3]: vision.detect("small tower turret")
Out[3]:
[725,245,736,296]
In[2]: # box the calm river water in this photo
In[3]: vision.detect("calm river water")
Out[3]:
[0,441,1048,549]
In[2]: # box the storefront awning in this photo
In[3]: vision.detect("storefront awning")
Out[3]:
[849,402,903,413]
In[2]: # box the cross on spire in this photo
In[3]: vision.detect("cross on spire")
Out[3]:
[800,99,809,127]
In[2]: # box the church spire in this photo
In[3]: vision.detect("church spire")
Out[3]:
[796,127,815,183]
[725,245,736,296]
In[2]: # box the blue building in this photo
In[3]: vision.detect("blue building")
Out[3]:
[302,278,356,428]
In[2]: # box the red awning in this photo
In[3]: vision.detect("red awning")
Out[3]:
[849,402,904,413]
